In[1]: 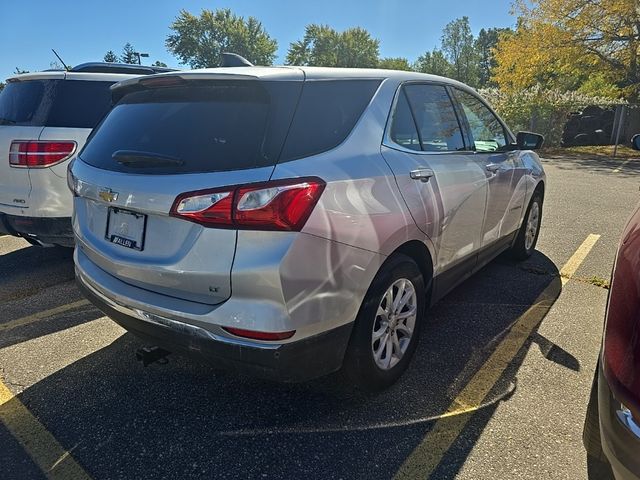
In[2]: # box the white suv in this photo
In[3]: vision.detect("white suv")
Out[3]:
[0,62,174,247]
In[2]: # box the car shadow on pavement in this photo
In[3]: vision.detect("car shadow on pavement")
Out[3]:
[2,251,568,479]
[0,244,75,304]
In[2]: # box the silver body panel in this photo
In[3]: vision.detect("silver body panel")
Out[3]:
[72,67,546,352]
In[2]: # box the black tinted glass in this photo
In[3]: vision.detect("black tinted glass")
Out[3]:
[404,84,465,152]
[0,81,50,125]
[390,91,421,151]
[0,79,114,128]
[47,81,114,128]
[280,80,381,161]
[80,81,302,174]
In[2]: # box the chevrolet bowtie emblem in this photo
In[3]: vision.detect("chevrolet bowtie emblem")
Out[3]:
[98,188,119,203]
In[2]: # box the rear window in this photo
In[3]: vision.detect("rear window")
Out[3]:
[80,79,381,174]
[0,79,114,128]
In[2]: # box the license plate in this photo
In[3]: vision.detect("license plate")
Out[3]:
[105,207,147,251]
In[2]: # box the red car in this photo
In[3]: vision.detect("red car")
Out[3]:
[583,134,640,479]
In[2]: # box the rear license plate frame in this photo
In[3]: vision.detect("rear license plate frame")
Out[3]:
[105,207,147,251]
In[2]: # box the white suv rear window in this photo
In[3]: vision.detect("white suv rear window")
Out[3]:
[0,80,114,128]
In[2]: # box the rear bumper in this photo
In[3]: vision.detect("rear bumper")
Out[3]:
[76,268,353,382]
[0,213,74,246]
[599,363,640,480]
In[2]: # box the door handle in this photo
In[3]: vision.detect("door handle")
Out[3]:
[486,163,500,174]
[410,168,434,182]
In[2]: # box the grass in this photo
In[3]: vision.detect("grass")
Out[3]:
[587,275,610,289]
[541,145,638,159]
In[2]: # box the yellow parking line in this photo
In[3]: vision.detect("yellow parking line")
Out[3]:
[559,234,601,285]
[394,234,600,479]
[0,300,91,333]
[0,380,92,479]
[612,158,637,173]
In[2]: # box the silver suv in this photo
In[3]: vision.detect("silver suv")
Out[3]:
[70,66,545,390]
[0,63,174,247]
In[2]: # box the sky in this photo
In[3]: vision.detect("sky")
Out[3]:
[0,0,516,81]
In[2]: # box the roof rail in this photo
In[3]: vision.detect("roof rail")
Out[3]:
[70,62,177,75]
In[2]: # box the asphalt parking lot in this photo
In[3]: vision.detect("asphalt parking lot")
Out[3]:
[0,155,638,480]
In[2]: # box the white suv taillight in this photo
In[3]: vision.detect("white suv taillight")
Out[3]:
[170,177,326,231]
[9,140,77,168]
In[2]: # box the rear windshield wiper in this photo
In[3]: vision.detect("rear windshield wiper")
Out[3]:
[113,150,184,167]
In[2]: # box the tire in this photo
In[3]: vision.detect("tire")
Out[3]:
[342,254,426,391]
[583,367,608,462]
[510,191,543,260]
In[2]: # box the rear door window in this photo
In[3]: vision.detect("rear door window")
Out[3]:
[402,84,465,152]
[0,79,114,128]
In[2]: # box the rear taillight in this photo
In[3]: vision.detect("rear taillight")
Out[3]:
[603,207,640,423]
[9,141,76,168]
[170,177,325,231]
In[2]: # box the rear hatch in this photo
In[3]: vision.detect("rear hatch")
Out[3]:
[0,74,115,211]
[73,73,304,305]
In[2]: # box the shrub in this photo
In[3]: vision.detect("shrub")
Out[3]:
[478,86,623,147]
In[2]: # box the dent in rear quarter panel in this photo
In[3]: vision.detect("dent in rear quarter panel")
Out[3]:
[232,230,385,337]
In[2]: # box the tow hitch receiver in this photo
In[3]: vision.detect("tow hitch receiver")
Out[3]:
[135,346,171,367]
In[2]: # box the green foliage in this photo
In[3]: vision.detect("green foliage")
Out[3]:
[166,8,277,68]
[286,25,379,68]
[475,28,510,87]
[152,60,168,67]
[103,50,118,63]
[441,17,478,86]
[577,73,624,100]
[378,57,411,71]
[120,42,139,64]
[413,50,452,77]
[479,86,622,147]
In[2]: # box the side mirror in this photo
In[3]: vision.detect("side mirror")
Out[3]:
[632,134,640,151]
[516,131,545,150]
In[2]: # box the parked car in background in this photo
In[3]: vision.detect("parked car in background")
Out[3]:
[583,134,640,480]
[0,62,174,247]
[70,64,545,389]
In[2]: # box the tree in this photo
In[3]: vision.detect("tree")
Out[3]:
[14,67,28,75]
[413,49,453,77]
[286,25,379,68]
[166,8,277,68]
[49,61,64,71]
[378,57,411,71]
[441,17,478,86]
[493,0,640,99]
[475,28,511,87]
[0,83,4,93]
[152,60,168,67]
[120,43,138,64]
[104,50,118,63]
